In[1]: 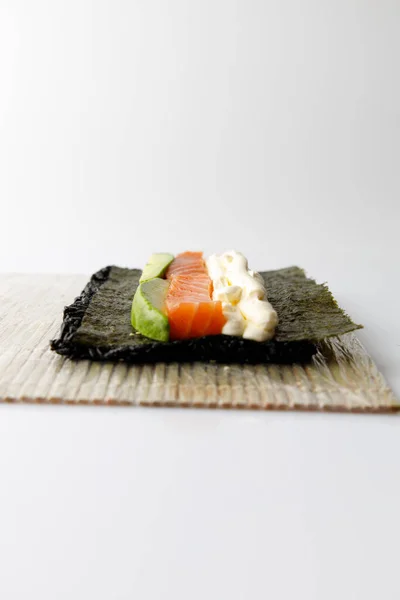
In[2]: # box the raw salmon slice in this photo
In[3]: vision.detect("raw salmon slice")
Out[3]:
[166,252,226,340]
[166,251,207,279]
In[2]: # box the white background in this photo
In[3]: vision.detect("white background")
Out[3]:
[0,1,399,599]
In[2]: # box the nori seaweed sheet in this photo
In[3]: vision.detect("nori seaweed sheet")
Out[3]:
[51,265,362,364]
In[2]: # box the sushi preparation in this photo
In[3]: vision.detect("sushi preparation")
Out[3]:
[51,250,361,365]
[132,251,278,342]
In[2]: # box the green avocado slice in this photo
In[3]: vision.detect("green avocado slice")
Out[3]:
[131,278,170,342]
[139,253,174,283]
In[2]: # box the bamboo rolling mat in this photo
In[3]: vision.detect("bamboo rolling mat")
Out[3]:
[0,274,398,412]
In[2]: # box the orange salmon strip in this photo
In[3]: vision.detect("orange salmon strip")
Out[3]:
[165,252,226,340]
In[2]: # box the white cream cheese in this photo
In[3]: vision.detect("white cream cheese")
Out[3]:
[206,251,278,342]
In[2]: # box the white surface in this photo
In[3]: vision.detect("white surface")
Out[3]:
[0,1,399,598]
[0,407,399,600]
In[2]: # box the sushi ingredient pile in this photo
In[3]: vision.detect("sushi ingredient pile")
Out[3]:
[131,251,278,342]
